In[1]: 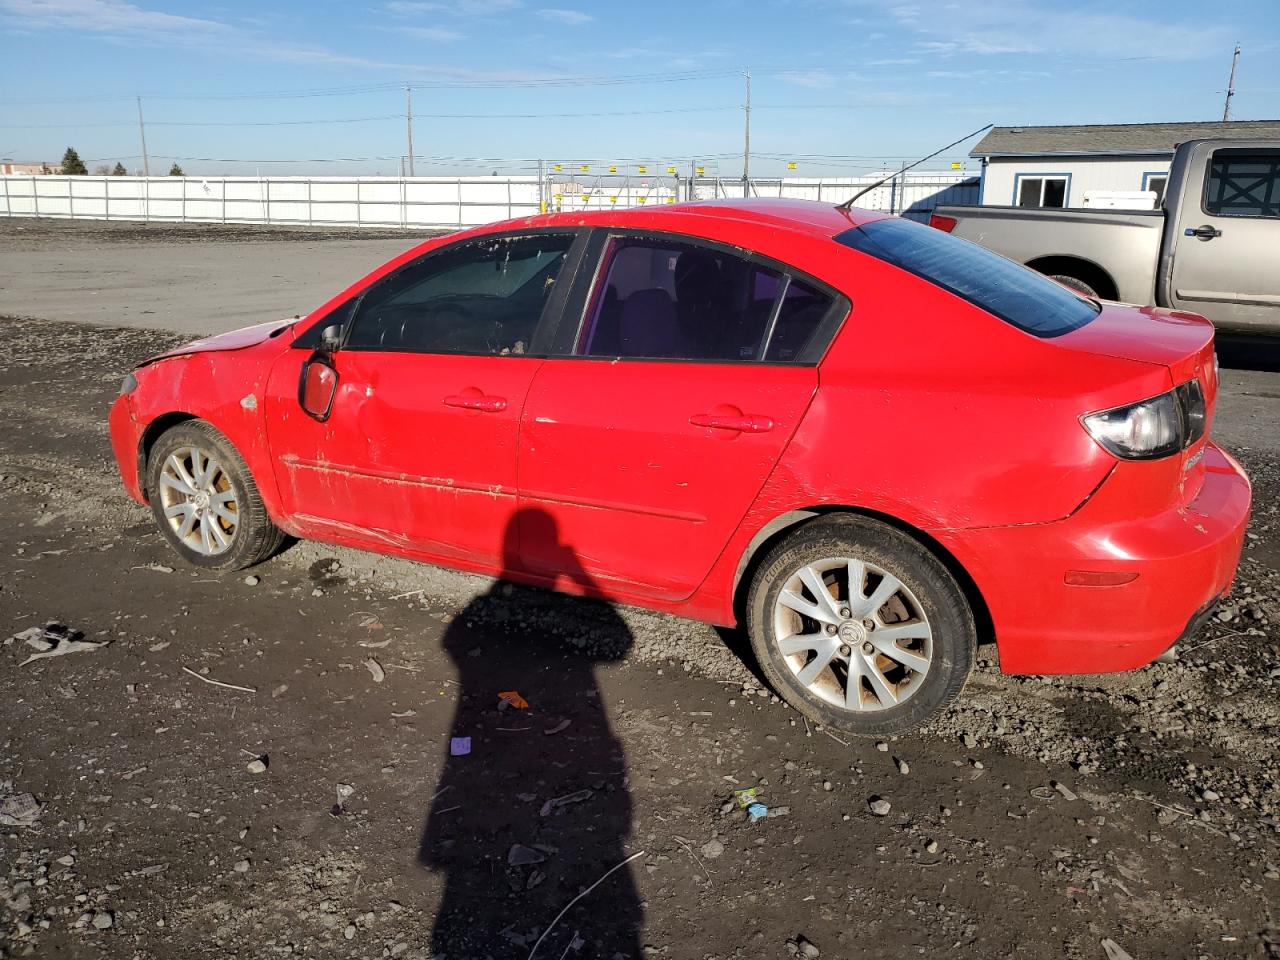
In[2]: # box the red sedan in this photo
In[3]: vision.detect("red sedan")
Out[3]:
[108,199,1251,735]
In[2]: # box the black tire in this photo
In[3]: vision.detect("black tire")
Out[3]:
[746,515,975,737]
[145,420,285,571]
[1049,274,1098,297]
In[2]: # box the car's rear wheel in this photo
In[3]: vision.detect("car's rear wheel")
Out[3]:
[746,515,975,737]
[146,420,284,571]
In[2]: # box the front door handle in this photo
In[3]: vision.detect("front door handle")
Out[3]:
[689,413,775,433]
[443,393,507,413]
[1185,224,1223,241]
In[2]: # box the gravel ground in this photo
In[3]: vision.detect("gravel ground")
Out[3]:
[0,220,1278,960]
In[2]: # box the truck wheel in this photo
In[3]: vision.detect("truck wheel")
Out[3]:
[146,420,285,571]
[746,515,975,737]
[1050,274,1098,297]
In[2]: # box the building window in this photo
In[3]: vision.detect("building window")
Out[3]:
[1015,175,1068,208]
[1142,172,1168,205]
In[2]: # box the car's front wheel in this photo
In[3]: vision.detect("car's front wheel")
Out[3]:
[146,420,284,571]
[746,515,975,737]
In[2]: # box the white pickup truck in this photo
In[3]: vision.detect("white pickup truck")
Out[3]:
[931,138,1280,336]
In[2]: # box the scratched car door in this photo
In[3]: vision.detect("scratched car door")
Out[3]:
[517,232,846,602]
[264,231,581,568]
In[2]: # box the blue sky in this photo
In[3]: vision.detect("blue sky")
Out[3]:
[1,0,1277,176]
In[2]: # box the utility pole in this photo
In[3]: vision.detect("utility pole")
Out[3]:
[1222,43,1240,121]
[136,96,150,177]
[406,84,415,177]
[742,68,752,195]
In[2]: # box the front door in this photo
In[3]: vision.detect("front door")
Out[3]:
[516,232,847,602]
[264,231,580,568]
[1170,143,1280,334]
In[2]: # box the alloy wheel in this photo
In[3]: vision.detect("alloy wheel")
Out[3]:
[156,446,239,556]
[771,557,933,712]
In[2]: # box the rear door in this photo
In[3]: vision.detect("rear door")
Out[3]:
[264,230,583,567]
[1168,142,1280,333]
[516,231,848,602]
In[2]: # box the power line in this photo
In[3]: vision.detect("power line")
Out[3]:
[0,103,907,130]
[0,115,406,129]
[0,70,746,106]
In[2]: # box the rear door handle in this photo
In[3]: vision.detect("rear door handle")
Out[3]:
[443,393,507,413]
[689,413,775,433]
[1185,224,1223,241]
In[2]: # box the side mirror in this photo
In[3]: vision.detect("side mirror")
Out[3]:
[319,324,343,351]
[299,356,338,421]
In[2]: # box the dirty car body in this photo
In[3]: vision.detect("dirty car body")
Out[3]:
[109,199,1251,733]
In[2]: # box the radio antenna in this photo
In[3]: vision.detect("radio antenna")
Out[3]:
[837,122,993,211]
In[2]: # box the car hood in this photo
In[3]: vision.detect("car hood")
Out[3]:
[142,319,297,365]
[1054,302,1214,382]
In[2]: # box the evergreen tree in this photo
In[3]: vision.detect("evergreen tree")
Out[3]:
[111,162,127,176]
[168,163,184,176]
[60,147,87,175]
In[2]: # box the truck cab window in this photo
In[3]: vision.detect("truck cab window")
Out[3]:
[1205,150,1280,218]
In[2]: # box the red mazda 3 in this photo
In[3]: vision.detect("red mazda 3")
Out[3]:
[109,200,1251,735]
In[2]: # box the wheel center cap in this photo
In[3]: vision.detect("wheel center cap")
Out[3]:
[193,491,211,510]
[838,620,866,645]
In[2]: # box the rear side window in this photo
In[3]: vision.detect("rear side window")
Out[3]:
[835,218,1100,338]
[575,236,838,362]
[1204,149,1280,218]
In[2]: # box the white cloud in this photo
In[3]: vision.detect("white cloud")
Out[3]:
[538,7,592,24]
[399,25,464,41]
[776,69,838,89]
[0,0,229,37]
[839,0,1232,62]
[386,0,521,15]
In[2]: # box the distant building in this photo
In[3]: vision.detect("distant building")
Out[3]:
[1,161,60,175]
[971,120,1280,209]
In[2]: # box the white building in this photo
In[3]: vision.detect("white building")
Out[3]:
[971,120,1280,209]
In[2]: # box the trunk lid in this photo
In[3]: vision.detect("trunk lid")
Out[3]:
[1056,301,1215,385]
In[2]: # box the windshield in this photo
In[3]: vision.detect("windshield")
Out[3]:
[835,218,1101,338]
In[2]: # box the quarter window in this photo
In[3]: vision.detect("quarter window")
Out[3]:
[575,237,836,363]
[1016,175,1068,208]
[1204,150,1280,218]
[345,233,575,354]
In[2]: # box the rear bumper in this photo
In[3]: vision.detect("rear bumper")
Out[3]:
[109,395,148,505]
[939,442,1251,675]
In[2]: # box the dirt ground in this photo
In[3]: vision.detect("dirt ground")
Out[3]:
[1,219,1278,960]
[0,218,439,336]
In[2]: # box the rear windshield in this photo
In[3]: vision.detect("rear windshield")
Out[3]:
[835,218,1100,337]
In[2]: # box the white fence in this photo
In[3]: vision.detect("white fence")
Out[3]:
[0,171,978,230]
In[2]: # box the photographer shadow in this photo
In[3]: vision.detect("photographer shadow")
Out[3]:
[418,507,643,959]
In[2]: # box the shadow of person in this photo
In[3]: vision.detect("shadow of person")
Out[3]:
[419,507,643,959]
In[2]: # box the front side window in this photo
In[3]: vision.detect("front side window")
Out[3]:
[346,233,575,354]
[1204,149,1280,218]
[1016,175,1068,208]
[575,236,836,362]
[836,218,1100,338]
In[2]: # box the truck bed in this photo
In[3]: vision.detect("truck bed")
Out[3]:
[934,204,1164,305]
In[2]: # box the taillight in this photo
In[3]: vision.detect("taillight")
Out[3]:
[1081,379,1207,461]
[1175,378,1206,445]
[928,213,957,233]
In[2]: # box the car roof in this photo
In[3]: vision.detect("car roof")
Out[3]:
[514,197,888,240]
